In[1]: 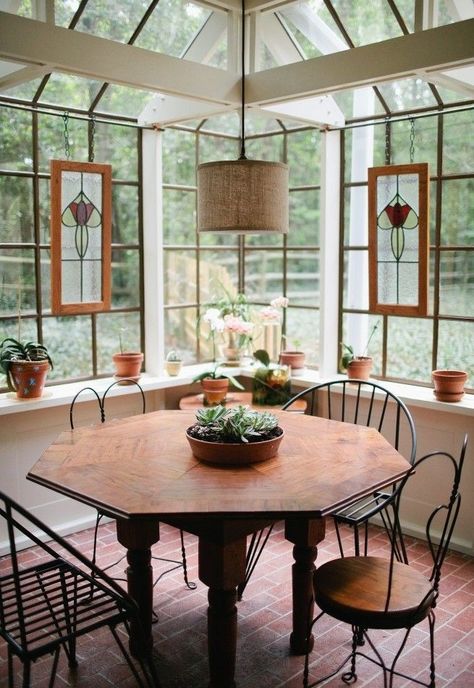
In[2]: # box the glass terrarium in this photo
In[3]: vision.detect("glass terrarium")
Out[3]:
[252,363,291,406]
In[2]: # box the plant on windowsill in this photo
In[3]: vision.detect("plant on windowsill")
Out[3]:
[340,322,379,380]
[0,337,53,399]
[112,329,144,383]
[431,369,468,402]
[192,364,244,406]
[165,350,183,377]
[279,336,305,373]
[252,349,292,406]
[186,404,284,465]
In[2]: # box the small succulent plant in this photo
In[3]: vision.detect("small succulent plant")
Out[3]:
[0,337,53,392]
[192,404,278,443]
[166,349,182,362]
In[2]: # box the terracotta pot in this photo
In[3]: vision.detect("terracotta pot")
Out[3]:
[186,428,284,465]
[112,352,144,382]
[346,356,372,380]
[279,350,305,370]
[10,359,50,398]
[165,360,182,376]
[432,369,468,402]
[201,377,229,406]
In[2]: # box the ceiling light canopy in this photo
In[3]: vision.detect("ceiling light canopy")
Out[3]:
[197,0,289,235]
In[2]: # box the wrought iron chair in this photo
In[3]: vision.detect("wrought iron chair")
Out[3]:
[237,379,416,600]
[303,434,468,688]
[0,490,159,688]
[69,380,196,594]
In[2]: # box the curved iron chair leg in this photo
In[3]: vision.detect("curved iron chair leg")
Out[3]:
[237,524,274,601]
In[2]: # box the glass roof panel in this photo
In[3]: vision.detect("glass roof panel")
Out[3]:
[38,73,104,110]
[207,36,228,70]
[75,1,152,43]
[329,0,403,46]
[377,78,438,112]
[134,0,212,58]
[277,2,348,59]
[199,112,239,136]
[0,75,45,101]
[54,0,82,27]
[96,84,156,118]
[332,87,385,120]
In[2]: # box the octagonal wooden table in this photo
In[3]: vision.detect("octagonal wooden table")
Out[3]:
[27,409,410,688]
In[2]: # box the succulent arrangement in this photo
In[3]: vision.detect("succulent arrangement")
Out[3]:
[166,350,182,362]
[187,404,281,444]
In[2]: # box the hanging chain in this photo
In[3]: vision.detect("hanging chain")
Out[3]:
[89,114,96,163]
[62,110,71,160]
[384,117,391,165]
[409,117,415,163]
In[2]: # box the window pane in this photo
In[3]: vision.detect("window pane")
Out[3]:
[245,136,283,162]
[342,313,382,374]
[199,135,237,162]
[0,317,37,345]
[40,247,51,312]
[443,110,474,174]
[43,316,93,380]
[164,249,197,305]
[439,251,474,317]
[38,113,88,173]
[438,319,474,382]
[163,129,196,186]
[386,316,432,381]
[286,251,320,306]
[0,108,32,171]
[441,179,474,246]
[390,118,438,173]
[112,184,140,243]
[39,177,51,243]
[0,176,34,242]
[245,251,283,301]
[0,249,36,313]
[112,249,141,307]
[95,122,138,181]
[163,189,196,245]
[288,189,320,246]
[344,185,368,245]
[96,311,141,374]
[286,307,319,367]
[199,250,239,301]
[343,250,369,310]
[165,306,198,362]
[287,130,321,187]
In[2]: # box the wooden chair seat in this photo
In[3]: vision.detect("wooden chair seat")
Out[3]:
[315,556,435,629]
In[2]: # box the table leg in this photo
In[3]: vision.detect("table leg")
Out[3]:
[199,537,246,688]
[285,518,326,655]
[116,518,160,656]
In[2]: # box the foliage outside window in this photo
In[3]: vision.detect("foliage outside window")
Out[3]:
[0,104,143,386]
[162,122,321,366]
[342,111,473,387]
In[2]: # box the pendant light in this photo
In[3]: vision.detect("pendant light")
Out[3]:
[197,0,289,234]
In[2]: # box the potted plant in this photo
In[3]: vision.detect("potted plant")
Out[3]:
[192,364,244,406]
[432,369,468,402]
[0,337,53,398]
[165,350,183,377]
[112,329,143,382]
[186,404,284,465]
[252,349,292,406]
[279,337,305,372]
[340,323,379,380]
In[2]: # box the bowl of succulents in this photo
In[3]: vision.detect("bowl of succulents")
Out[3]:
[185,404,284,465]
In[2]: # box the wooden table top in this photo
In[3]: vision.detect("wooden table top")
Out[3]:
[27,410,410,522]
[179,391,306,412]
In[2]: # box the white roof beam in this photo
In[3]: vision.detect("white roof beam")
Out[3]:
[0,11,240,106]
[260,95,345,127]
[426,68,474,98]
[139,93,231,126]
[0,62,50,89]
[246,19,474,105]
[278,4,348,54]
[182,11,227,63]
[260,11,303,65]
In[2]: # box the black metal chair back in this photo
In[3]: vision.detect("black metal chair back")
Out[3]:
[283,379,417,558]
[69,379,146,429]
[304,434,468,688]
[0,490,158,687]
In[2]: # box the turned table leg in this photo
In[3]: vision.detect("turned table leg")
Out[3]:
[285,517,326,655]
[199,537,246,688]
[116,518,160,656]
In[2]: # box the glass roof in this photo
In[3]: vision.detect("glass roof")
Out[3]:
[0,0,472,130]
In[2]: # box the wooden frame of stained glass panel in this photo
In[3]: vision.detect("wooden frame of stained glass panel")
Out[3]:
[368,162,429,316]
[50,160,111,315]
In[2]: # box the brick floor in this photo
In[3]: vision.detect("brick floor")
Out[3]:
[1,520,473,687]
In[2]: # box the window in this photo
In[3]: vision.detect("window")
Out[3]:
[341,111,474,386]
[0,105,144,386]
[162,121,321,365]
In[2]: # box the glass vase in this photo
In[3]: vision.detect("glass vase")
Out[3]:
[252,364,291,406]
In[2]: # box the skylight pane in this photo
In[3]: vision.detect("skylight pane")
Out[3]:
[75,1,151,43]
[38,73,104,110]
[329,0,403,46]
[97,84,154,118]
[377,78,437,112]
[0,75,44,101]
[135,0,212,58]
[54,0,82,27]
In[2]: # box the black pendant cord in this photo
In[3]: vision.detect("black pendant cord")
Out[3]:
[239,0,247,160]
